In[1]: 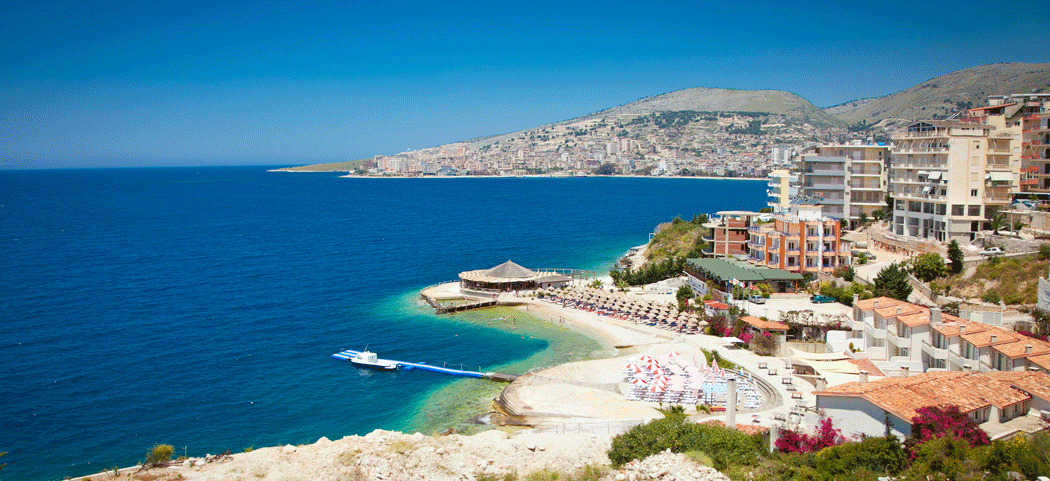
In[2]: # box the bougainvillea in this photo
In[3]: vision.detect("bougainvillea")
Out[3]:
[907,405,989,457]
[775,418,844,453]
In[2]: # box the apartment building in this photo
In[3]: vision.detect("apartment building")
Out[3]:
[1021,113,1050,194]
[747,205,849,274]
[890,121,1015,242]
[847,297,1050,375]
[798,142,889,227]
[766,169,797,213]
[703,211,756,258]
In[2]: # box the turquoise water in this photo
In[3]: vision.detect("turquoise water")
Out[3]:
[0,168,766,480]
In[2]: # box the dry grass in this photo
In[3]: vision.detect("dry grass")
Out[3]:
[942,255,1048,305]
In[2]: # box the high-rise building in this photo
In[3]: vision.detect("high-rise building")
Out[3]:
[798,142,889,227]
[890,121,1014,242]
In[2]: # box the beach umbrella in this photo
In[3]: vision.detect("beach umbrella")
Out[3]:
[638,354,654,363]
[648,383,666,393]
[667,351,681,359]
[630,376,648,386]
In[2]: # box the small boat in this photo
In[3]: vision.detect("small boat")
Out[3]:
[350,350,399,371]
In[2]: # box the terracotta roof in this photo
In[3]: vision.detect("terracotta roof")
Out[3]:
[874,304,923,321]
[984,371,1050,402]
[960,326,1020,348]
[740,315,789,331]
[704,300,731,310]
[1028,353,1050,371]
[854,296,905,311]
[992,339,1050,359]
[816,371,1031,422]
[848,359,886,377]
[932,320,988,338]
[898,311,932,328]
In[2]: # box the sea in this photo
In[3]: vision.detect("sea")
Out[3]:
[0,167,766,481]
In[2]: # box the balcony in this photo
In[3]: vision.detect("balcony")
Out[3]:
[865,324,887,339]
[806,169,846,176]
[948,350,980,371]
[921,340,948,360]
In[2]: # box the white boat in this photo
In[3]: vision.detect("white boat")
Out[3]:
[350,351,399,371]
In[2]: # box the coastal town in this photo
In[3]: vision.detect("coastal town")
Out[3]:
[127,92,1050,481]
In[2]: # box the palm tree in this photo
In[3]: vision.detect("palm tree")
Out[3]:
[1013,220,1026,237]
[989,213,1007,235]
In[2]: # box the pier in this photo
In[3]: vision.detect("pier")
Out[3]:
[331,350,518,382]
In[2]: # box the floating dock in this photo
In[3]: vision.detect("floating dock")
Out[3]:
[332,349,517,382]
[421,293,498,314]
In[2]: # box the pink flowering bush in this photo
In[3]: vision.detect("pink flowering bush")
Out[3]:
[775,418,844,454]
[906,405,989,459]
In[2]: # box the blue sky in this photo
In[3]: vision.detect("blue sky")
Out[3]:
[2,0,1048,168]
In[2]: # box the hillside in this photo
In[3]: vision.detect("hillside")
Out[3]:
[584,87,843,127]
[460,87,843,151]
[827,62,1050,128]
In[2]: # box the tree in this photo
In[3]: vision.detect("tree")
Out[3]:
[858,212,869,226]
[911,252,948,282]
[989,213,1007,235]
[873,263,912,301]
[947,240,964,274]
[1013,220,1026,236]
[594,162,618,175]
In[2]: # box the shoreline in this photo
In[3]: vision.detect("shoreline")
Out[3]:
[267,168,767,182]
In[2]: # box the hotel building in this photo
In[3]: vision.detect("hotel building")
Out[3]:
[746,205,848,273]
[890,121,1015,242]
[798,142,889,228]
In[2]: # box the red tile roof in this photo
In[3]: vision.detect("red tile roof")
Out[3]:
[740,315,789,331]
[816,371,1031,422]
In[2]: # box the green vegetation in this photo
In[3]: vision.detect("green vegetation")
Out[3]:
[948,240,964,274]
[592,162,618,175]
[145,444,174,467]
[608,412,763,469]
[611,257,687,286]
[608,406,1050,481]
[910,252,948,283]
[873,263,912,301]
[645,215,709,260]
[943,253,1050,305]
[819,281,872,306]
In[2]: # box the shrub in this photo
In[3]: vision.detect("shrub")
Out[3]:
[813,436,905,478]
[902,435,982,481]
[907,405,989,454]
[1011,431,1050,479]
[608,415,762,469]
[145,444,174,466]
[775,418,844,454]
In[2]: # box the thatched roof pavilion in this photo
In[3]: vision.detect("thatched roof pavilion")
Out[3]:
[459,260,571,292]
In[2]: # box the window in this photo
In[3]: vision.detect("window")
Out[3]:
[923,202,934,214]
[897,322,909,338]
[971,189,978,197]
[909,201,921,212]
[952,205,964,216]
[968,205,981,216]
[937,204,947,215]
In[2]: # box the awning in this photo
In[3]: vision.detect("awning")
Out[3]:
[987,172,1013,182]
[917,171,929,177]
[921,186,932,194]
[722,336,745,345]
[928,172,943,181]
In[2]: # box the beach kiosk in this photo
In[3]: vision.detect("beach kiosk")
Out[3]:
[458,260,572,294]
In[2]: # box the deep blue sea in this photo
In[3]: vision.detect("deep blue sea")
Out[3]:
[0,167,765,481]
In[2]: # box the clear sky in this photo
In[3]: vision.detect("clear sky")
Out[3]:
[2,0,1048,168]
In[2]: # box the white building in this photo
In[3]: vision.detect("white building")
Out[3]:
[798,142,889,227]
[890,121,1015,242]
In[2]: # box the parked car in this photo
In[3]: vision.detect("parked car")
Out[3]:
[981,247,1004,256]
[748,295,766,304]
[811,294,836,304]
